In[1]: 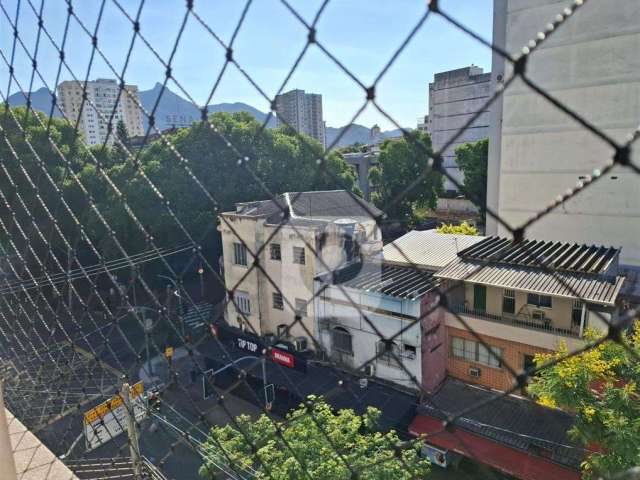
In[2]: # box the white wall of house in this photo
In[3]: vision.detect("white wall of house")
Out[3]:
[315,283,422,391]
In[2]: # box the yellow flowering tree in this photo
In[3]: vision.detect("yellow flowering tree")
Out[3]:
[527,325,640,478]
[436,221,478,236]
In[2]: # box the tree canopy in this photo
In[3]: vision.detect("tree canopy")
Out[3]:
[455,139,487,212]
[369,132,442,224]
[528,326,640,478]
[199,396,430,480]
[436,221,478,235]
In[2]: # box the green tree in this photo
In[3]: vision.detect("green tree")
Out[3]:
[369,132,442,224]
[455,139,488,212]
[436,221,478,235]
[528,326,640,478]
[112,119,131,164]
[199,396,430,480]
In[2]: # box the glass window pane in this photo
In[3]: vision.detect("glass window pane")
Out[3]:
[452,337,464,358]
[464,339,476,361]
[477,344,490,365]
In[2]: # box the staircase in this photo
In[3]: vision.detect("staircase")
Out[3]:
[65,457,167,480]
[181,302,214,331]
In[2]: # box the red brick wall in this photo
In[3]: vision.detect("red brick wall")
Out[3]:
[446,326,552,391]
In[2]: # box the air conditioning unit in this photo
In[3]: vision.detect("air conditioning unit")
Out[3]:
[469,367,481,378]
[294,336,308,352]
[364,364,375,377]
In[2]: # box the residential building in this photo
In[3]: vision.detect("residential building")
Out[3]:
[274,89,325,148]
[314,230,484,390]
[315,262,437,390]
[416,115,429,134]
[423,236,624,391]
[219,190,382,346]
[57,79,145,146]
[486,0,640,266]
[428,66,492,192]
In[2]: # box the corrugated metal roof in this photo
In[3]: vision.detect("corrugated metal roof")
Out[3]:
[458,237,620,275]
[318,262,438,300]
[383,230,485,270]
[435,258,624,305]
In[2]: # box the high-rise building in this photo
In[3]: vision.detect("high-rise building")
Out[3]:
[486,0,640,266]
[57,79,145,146]
[274,89,325,148]
[428,66,492,192]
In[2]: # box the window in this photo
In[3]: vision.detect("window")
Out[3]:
[332,327,352,355]
[295,298,308,317]
[233,242,247,266]
[572,300,583,328]
[527,293,552,308]
[377,341,400,367]
[270,243,281,261]
[451,336,502,368]
[277,324,289,337]
[234,291,251,314]
[502,289,515,314]
[403,344,417,359]
[293,246,306,265]
[272,292,283,310]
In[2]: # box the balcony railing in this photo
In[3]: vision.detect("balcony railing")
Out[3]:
[450,304,581,339]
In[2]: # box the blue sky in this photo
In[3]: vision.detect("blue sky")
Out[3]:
[1,0,493,129]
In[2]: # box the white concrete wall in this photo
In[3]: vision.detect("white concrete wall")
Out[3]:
[315,285,422,390]
[487,0,640,266]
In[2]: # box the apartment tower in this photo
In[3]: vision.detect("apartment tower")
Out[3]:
[428,66,492,192]
[274,89,326,149]
[57,79,145,146]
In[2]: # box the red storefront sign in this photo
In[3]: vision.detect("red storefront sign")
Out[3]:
[271,348,295,368]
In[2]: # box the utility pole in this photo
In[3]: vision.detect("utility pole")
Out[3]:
[0,381,18,480]
[121,383,142,479]
[67,248,73,311]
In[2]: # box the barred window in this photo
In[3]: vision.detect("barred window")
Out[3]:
[233,242,247,266]
[503,289,515,314]
[272,292,283,310]
[234,291,251,315]
[527,293,552,308]
[270,243,281,261]
[293,246,306,265]
[332,327,352,355]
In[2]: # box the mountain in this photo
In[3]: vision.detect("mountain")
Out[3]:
[6,87,62,116]
[7,83,404,146]
[325,124,403,147]
[138,83,276,130]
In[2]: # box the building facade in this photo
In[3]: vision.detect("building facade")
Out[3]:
[428,66,492,192]
[219,190,381,348]
[423,236,624,392]
[274,89,326,148]
[57,79,144,146]
[486,0,640,266]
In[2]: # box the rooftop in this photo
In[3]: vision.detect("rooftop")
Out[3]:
[458,237,620,275]
[383,230,485,270]
[317,262,438,300]
[415,378,583,470]
[228,190,382,227]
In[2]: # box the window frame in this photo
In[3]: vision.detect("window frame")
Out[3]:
[450,336,502,368]
[292,246,306,265]
[527,292,552,309]
[234,291,251,315]
[272,291,284,310]
[332,327,353,355]
[233,242,248,266]
[270,243,282,261]
[502,289,516,314]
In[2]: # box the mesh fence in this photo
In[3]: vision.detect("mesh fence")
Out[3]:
[0,0,638,479]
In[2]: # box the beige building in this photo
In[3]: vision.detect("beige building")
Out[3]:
[486,0,640,266]
[274,89,325,148]
[219,190,382,347]
[432,236,624,391]
[57,79,144,146]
